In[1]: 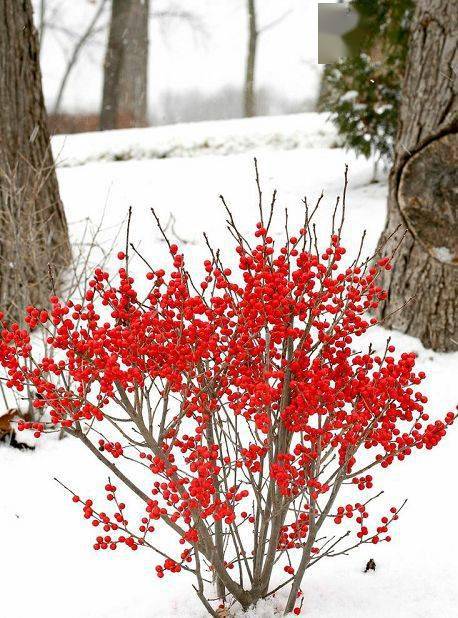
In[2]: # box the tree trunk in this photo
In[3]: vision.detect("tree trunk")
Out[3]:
[100,0,149,130]
[0,0,70,322]
[375,0,457,352]
[244,0,257,118]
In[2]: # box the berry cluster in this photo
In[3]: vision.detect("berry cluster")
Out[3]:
[0,211,454,616]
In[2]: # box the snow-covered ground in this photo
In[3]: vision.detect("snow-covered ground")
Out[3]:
[51,113,339,167]
[1,115,457,618]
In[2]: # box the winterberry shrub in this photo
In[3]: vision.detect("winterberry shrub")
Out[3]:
[0,174,454,616]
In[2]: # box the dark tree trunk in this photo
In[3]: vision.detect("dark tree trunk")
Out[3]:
[375,0,457,352]
[0,0,70,321]
[100,0,149,130]
[244,0,257,118]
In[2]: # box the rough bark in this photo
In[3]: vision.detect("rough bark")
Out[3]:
[0,0,70,321]
[100,0,149,130]
[244,0,257,118]
[375,0,457,352]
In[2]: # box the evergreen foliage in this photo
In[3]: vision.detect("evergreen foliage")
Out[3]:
[319,0,414,164]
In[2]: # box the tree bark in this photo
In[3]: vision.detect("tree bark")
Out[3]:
[0,0,70,321]
[375,0,457,352]
[100,0,149,130]
[244,0,257,118]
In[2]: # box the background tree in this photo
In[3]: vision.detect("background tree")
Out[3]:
[244,0,291,118]
[0,0,70,321]
[38,0,46,47]
[375,0,457,351]
[100,0,150,130]
[53,0,109,115]
[244,0,257,118]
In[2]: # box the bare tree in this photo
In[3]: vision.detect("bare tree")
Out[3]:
[375,0,457,352]
[244,1,291,118]
[38,0,46,46]
[100,0,150,130]
[0,0,70,321]
[244,0,257,118]
[53,0,109,114]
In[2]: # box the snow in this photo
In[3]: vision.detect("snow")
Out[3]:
[433,246,454,263]
[51,113,339,167]
[1,115,458,618]
[339,90,358,103]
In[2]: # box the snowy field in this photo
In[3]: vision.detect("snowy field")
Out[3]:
[51,113,339,166]
[1,114,457,618]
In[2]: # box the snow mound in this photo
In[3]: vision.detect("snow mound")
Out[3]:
[233,597,284,617]
[51,113,339,168]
